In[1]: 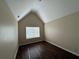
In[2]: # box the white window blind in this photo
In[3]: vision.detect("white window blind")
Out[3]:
[26,27,40,39]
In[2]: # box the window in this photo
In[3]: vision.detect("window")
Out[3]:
[26,27,40,39]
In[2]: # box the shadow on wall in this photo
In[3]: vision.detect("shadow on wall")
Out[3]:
[18,11,45,46]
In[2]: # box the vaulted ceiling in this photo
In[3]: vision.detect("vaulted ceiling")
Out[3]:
[5,0,79,23]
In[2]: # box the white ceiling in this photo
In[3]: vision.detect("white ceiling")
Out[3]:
[5,0,79,23]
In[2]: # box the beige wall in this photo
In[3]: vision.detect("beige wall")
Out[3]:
[18,12,45,46]
[0,0,18,59]
[45,11,79,55]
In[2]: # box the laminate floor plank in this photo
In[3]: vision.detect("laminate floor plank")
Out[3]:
[16,41,79,59]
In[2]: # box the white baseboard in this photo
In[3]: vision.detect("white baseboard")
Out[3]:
[20,40,44,46]
[14,47,18,59]
[46,40,79,57]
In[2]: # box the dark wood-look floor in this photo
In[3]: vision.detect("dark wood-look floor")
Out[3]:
[16,41,79,59]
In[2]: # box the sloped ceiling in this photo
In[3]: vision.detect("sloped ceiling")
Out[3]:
[5,0,79,23]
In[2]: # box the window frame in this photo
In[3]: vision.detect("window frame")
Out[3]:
[26,27,40,39]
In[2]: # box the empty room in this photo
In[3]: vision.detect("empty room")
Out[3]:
[0,0,79,59]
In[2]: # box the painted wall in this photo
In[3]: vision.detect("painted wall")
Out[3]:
[0,0,18,59]
[18,12,45,46]
[45,11,79,55]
